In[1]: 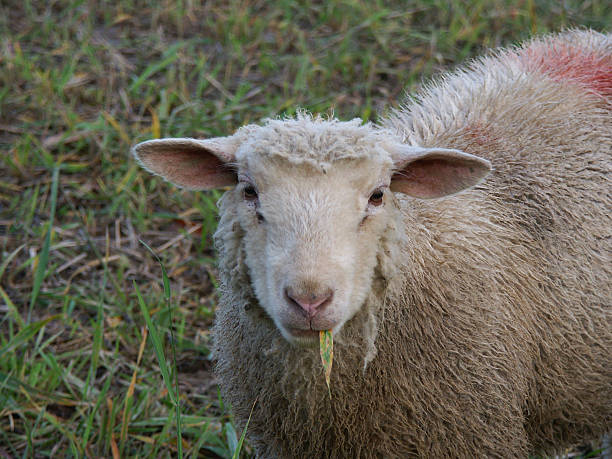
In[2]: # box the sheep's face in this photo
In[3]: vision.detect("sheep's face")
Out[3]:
[132,117,491,346]
[233,152,393,345]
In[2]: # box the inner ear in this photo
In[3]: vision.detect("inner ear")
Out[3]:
[133,137,238,190]
[389,147,491,199]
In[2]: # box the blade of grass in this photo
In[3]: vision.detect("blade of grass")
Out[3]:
[119,326,148,454]
[28,166,59,322]
[232,398,257,459]
[134,281,183,458]
[0,286,25,328]
[138,239,183,458]
[42,410,83,456]
[225,422,238,456]
[0,315,59,358]
[188,421,213,459]
[23,401,47,459]
[133,282,175,404]
[82,374,112,452]
[0,370,71,402]
[83,281,106,399]
[129,42,186,93]
[0,243,25,284]
[319,329,333,398]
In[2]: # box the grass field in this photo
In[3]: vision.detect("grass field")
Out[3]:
[0,1,610,457]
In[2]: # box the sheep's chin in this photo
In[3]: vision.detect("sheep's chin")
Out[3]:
[285,333,320,348]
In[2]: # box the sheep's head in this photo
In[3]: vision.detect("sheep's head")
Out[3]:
[133,116,490,346]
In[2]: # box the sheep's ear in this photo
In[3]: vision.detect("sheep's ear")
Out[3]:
[388,144,491,199]
[132,137,238,190]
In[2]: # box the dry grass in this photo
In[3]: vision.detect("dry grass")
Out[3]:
[0,0,609,456]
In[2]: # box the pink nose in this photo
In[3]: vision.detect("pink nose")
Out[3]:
[285,287,333,318]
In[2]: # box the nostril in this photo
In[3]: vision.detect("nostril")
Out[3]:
[284,287,334,318]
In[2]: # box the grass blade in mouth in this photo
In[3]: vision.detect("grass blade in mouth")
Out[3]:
[319,330,334,398]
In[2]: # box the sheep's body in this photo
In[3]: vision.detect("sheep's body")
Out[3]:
[213,31,611,457]
[134,30,611,457]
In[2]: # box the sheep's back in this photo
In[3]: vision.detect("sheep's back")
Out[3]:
[385,29,612,450]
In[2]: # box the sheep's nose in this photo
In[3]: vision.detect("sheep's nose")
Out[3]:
[284,287,333,318]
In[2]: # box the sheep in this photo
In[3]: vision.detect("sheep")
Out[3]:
[132,30,611,458]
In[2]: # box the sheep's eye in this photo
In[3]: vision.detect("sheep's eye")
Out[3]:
[369,189,384,206]
[243,185,258,201]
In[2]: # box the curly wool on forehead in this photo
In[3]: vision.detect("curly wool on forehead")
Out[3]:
[235,114,395,169]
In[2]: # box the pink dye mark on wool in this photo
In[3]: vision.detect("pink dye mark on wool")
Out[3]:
[518,42,612,102]
[462,122,500,150]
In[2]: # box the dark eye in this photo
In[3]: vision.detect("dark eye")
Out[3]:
[243,185,258,201]
[369,189,384,206]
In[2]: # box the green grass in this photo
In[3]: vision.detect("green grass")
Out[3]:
[0,0,610,457]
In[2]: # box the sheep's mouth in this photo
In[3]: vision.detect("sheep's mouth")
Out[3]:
[285,317,339,337]
[287,327,320,339]
[281,316,341,344]
[284,327,326,346]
